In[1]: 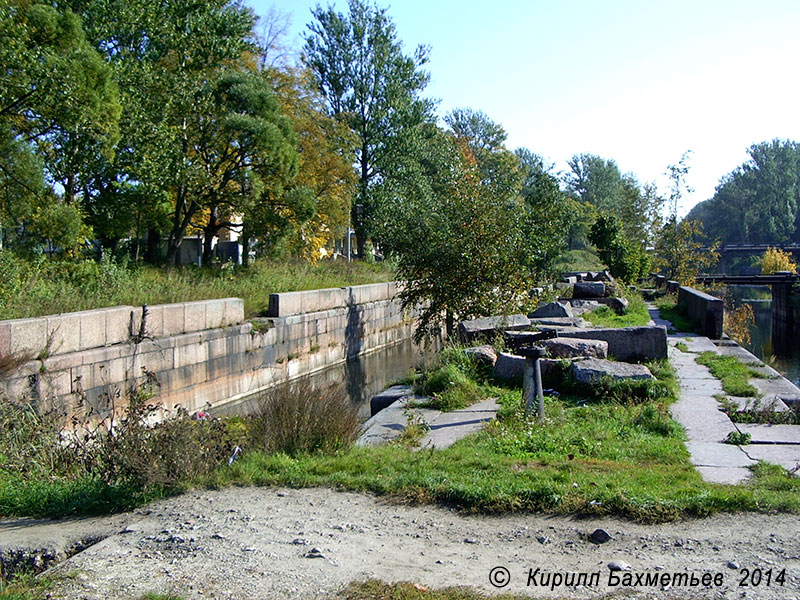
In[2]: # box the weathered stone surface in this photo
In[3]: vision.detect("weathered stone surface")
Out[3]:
[678,286,723,338]
[528,317,587,328]
[370,385,414,416]
[571,358,655,384]
[573,281,605,299]
[590,270,615,283]
[541,338,608,359]
[597,296,629,314]
[492,352,525,381]
[457,314,530,344]
[557,326,668,361]
[528,302,573,319]
[566,300,602,316]
[464,345,498,367]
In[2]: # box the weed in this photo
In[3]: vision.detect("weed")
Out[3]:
[251,378,360,456]
[675,342,689,353]
[724,431,751,445]
[696,352,760,397]
[656,295,698,333]
[584,296,651,328]
[337,579,540,600]
[395,407,429,449]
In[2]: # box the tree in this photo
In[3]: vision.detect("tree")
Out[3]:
[760,247,797,274]
[588,214,649,283]
[303,0,434,257]
[653,217,718,284]
[688,140,800,245]
[0,0,119,251]
[376,125,541,340]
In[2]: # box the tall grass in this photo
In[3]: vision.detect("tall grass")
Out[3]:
[0,253,394,320]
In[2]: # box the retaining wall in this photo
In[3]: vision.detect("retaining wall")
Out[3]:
[0,283,415,418]
[677,286,724,339]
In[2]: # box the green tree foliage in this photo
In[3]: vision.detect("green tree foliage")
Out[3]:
[0,0,119,250]
[687,140,800,244]
[377,125,542,339]
[654,217,719,284]
[303,0,434,257]
[589,214,649,283]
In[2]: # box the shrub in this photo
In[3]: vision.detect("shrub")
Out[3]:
[760,247,797,274]
[252,378,360,455]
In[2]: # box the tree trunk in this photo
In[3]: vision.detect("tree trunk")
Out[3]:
[146,228,160,264]
[201,206,217,267]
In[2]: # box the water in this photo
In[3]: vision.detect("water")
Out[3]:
[211,338,433,420]
[730,286,800,386]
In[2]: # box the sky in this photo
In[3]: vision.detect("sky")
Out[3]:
[247,0,800,216]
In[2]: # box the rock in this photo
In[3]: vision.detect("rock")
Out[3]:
[292,538,309,545]
[457,314,530,344]
[727,560,740,569]
[528,317,587,328]
[493,352,526,382]
[596,296,629,314]
[537,536,550,545]
[464,345,498,367]
[573,281,605,299]
[591,270,615,283]
[492,352,561,383]
[541,338,608,359]
[568,300,603,316]
[529,302,573,319]
[589,528,613,544]
[556,326,668,361]
[572,358,655,384]
[608,560,631,572]
[304,548,324,558]
[464,538,478,544]
[370,385,414,416]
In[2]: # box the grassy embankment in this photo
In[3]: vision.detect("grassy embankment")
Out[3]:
[3,338,799,526]
[0,254,394,320]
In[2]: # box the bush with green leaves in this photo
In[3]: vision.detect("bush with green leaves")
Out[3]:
[588,214,649,283]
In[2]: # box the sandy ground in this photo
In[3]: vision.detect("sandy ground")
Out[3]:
[10,486,795,600]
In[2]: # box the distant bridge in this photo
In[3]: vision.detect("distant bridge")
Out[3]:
[694,243,800,274]
[694,273,800,286]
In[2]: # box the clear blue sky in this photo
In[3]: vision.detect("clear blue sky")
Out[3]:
[247,0,800,216]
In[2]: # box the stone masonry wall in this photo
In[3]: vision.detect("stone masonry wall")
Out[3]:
[0,283,415,418]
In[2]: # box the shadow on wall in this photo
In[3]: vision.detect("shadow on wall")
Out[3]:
[344,288,366,402]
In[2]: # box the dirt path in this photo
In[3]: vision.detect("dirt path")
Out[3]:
[22,486,797,599]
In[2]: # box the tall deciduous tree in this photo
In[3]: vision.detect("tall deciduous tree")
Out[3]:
[376,125,540,340]
[303,0,434,258]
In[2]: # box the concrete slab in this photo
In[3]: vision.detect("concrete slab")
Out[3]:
[684,441,757,468]
[419,398,500,449]
[695,466,752,485]
[737,424,800,444]
[742,445,800,473]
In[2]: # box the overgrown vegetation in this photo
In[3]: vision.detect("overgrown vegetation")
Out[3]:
[0,254,393,320]
[584,295,651,328]
[3,340,800,526]
[759,246,798,274]
[696,352,762,397]
[337,580,543,600]
[655,294,698,333]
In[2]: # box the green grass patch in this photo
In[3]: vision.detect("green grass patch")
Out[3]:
[0,254,394,320]
[337,580,548,600]
[675,342,689,352]
[696,352,760,397]
[655,295,698,333]
[584,296,651,328]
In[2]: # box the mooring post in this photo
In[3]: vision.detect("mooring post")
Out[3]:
[519,346,546,418]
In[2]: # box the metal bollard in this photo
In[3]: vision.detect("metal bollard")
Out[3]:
[519,346,546,418]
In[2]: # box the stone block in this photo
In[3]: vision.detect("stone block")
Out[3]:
[183,301,207,333]
[595,297,629,314]
[174,340,208,368]
[348,283,390,306]
[0,322,10,357]
[161,303,186,336]
[8,317,47,357]
[46,314,82,355]
[493,352,526,382]
[541,338,608,359]
[141,305,165,338]
[572,281,605,299]
[93,357,128,387]
[529,301,573,319]
[39,370,72,397]
[106,306,134,346]
[678,286,723,338]
[310,288,349,313]
[457,314,530,344]
[267,291,304,317]
[556,326,668,361]
[369,385,414,416]
[79,310,107,350]
[464,345,498,366]
[137,349,174,373]
[571,358,655,384]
